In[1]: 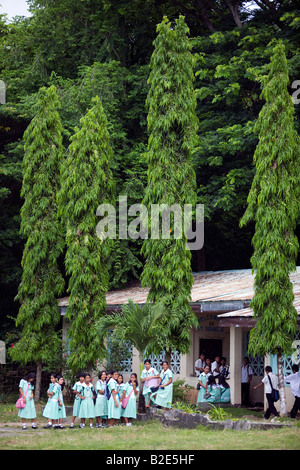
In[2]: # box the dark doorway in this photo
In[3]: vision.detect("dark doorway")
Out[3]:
[199,339,222,362]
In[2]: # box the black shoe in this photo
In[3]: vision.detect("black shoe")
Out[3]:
[44,424,52,429]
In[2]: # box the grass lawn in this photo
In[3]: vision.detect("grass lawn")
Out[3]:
[0,404,299,450]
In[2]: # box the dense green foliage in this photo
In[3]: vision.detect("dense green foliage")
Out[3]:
[240,42,300,357]
[57,96,115,372]
[9,85,65,364]
[0,0,299,352]
[141,16,199,354]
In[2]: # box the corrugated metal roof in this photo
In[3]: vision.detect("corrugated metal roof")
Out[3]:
[218,295,300,318]
[58,267,300,309]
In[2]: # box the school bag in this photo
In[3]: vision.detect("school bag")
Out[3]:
[267,375,279,402]
[150,373,166,393]
[104,382,111,400]
[16,382,30,409]
[121,387,134,409]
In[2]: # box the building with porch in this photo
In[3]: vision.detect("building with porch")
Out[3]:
[59,267,300,410]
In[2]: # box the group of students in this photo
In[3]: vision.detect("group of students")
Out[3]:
[69,370,140,428]
[17,359,174,429]
[195,354,231,404]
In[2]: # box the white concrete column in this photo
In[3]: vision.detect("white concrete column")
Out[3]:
[229,326,242,405]
[132,346,141,375]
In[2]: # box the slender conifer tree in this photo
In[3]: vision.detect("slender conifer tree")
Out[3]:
[11,86,65,400]
[240,42,300,415]
[141,16,199,355]
[58,96,115,373]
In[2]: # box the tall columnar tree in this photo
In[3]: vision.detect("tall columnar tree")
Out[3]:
[240,42,300,415]
[141,16,199,356]
[10,86,65,400]
[58,96,115,373]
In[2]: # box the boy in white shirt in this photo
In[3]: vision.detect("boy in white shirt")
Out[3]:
[194,354,206,377]
[211,356,221,377]
[254,366,280,419]
[284,364,300,419]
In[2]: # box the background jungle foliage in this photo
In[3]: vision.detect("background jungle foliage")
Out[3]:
[0,0,299,342]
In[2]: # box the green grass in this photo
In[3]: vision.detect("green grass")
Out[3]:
[0,404,299,450]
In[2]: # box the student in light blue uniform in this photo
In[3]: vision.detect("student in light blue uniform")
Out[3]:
[18,372,37,430]
[197,366,221,403]
[57,376,67,428]
[79,374,95,428]
[95,371,108,428]
[107,370,121,427]
[43,373,58,428]
[121,373,139,426]
[117,374,126,424]
[141,359,160,408]
[43,379,62,427]
[70,372,85,428]
[151,361,173,409]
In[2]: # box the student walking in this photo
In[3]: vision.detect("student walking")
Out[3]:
[18,372,37,430]
[121,373,139,426]
[95,371,108,428]
[78,374,95,428]
[254,366,280,419]
[70,372,85,428]
[284,364,300,419]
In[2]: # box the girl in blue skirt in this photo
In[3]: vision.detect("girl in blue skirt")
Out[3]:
[18,372,37,430]
[151,361,173,410]
[70,372,85,428]
[43,373,58,428]
[79,374,95,428]
[107,370,121,427]
[43,377,62,427]
[197,365,221,403]
[121,373,139,426]
[57,376,66,428]
[117,374,126,425]
[95,370,108,428]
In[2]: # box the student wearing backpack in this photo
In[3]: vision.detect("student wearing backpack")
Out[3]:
[253,366,280,420]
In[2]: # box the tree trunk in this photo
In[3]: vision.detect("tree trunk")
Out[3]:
[35,359,42,402]
[224,0,243,29]
[277,352,287,417]
[138,354,146,414]
[165,350,171,368]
